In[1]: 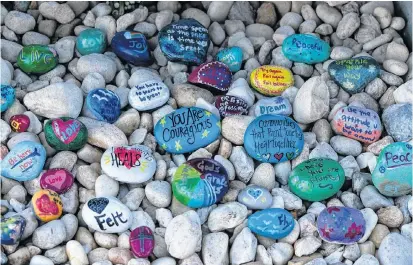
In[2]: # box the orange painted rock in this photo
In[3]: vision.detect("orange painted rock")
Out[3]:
[31,189,63,222]
[250,66,294,96]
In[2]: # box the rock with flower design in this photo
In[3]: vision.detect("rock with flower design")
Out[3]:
[130,226,155,258]
[10,114,30,132]
[317,206,365,244]
[282,34,331,64]
[1,85,15,112]
[44,117,88,151]
[188,61,232,93]
[216,46,243,72]
[254,96,292,117]
[250,66,294,96]
[40,168,74,194]
[248,208,295,239]
[238,185,272,210]
[85,88,121,123]
[1,215,26,245]
[31,189,63,222]
[215,95,248,117]
[17,45,58,74]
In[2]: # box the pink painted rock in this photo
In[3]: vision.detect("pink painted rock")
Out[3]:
[130,226,154,258]
[188,61,232,92]
[10,114,30,132]
[0,145,8,160]
[39,168,74,194]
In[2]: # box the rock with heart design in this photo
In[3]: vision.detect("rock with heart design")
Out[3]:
[214,95,248,118]
[112,31,153,66]
[254,96,292,117]
[82,196,133,233]
[76,28,107,55]
[288,158,345,202]
[31,189,63,222]
[17,44,59,74]
[1,215,26,245]
[39,168,74,194]
[9,114,30,132]
[130,226,155,258]
[237,185,272,210]
[172,158,229,208]
[85,88,121,123]
[216,46,243,72]
[1,141,46,181]
[1,85,15,112]
[188,61,232,92]
[44,117,88,151]
[282,34,331,64]
[128,80,170,111]
[328,57,380,94]
[317,207,366,244]
[101,144,157,184]
[248,208,295,239]
[250,66,294,96]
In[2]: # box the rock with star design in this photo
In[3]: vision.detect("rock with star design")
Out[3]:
[188,61,232,93]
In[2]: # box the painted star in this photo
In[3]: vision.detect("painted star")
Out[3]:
[202,129,209,138]
[160,117,166,127]
[204,111,211,117]
[216,121,221,129]
[175,140,182,151]
[161,143,167,149]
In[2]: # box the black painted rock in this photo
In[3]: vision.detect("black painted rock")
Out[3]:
[111,31,153,66]
[215,95,248,117]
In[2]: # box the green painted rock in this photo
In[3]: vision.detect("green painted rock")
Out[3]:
[17,45,58,74]
[44,117,88,151]
[76,28,107,55]
[289,158,345,201]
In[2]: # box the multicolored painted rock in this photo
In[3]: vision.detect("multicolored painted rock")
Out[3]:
[1,215,26,245]
[76,28,107,55]
[250,66,294,96]
[372,142,412,197]
[31,189,63,222]
[254,96,292,117]
[17,45,58,74]
[328,57,380,94]
[332,105,382,144]
[244,114,304,163]
[215,95,248,117]
[128,80,170,111]
[9,114,30,132]
[1,85,15,112]
[130,226,155,258]
[44,117,88,151]
[282,34,331,64]
[248,208,295,239]
[158,19,210,65]
[289,158,345,202]
[317,207,366,244]
[216,46,243,72]
[101,145,157,184]
[154,107,221,154]
[188,61,232,92]
[85,89,121,123]
[39,168,74,194]
[172,158,229,208]
[238,185,273,210]
[112,31,152,66]
[1,141,46,181]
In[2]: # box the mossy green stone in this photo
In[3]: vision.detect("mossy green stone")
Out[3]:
[44,117,88,151]
[76,28,107,55]
[17,45,58,74]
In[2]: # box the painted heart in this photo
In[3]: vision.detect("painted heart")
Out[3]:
[36,194,59,215]
[40,169,74,193]
[52,119,81,144]
[261,153,271,161]
[113,147,142,169]
[88,198,109,214]
[247,188,263,200]
[286,152,295,160]
[274,153,284,161]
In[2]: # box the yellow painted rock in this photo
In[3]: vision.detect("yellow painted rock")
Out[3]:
[250,66,294,96]
[31,189,63,222]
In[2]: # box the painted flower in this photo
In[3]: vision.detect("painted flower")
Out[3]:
[320,225,333,238]
[368,65,376,73]
[327,207,341,214]
[379,166,386,173]
[345,222,363,239]
[342,80,354,90]
[330,69,336,76]
[407,144,412,150]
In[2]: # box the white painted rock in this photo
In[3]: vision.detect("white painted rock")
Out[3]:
[129,80,170,111]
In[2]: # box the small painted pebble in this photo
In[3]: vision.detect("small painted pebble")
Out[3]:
[215,95,248,117]
[188,61,232,93]
[216,46,243,72]
[282,34,331,64]
[85,88,121,123]
[76,28,107,55]
[128,80,170,111]
[254,96,292,117]
[112,31,153,66]
[39,168,74,194]
[17,44,58,74]
[1,85,15,112]
[130,226,155,258]
[238,185,273,210]
[250,66,294,96]
[248,208,295,239]
[10,114,30,132]
[44,117,88,151]
[1,215,26,245]
[31,189,63,222]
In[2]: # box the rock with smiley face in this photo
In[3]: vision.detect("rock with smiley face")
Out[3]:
[44,117,88,151]
[238,185,272,210]
[31,189,63,222]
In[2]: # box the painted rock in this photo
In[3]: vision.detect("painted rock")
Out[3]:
[248,208,295,239]
[216,46,243,72]
[250,66,294,96]
[130,226,155,258]
[154,107,221,154]
[17,45,58,74]
[328,57,380,94]
[85,88,121,123]
[215,95,248,117]
[282,34,331,64]
[254,96,292,117]
[128,80,170,111]
[1,215,26,245]
[244,114,304,163]
[39,168,74,194]
[76,28,107,55]
[332,105,382,144]
[1,141,46,181]
[317,207,366,244]
[1,85,15,112]
[82,196,133,233]
[31,189,63,222]
[238,185,273,210]
[289,158,345,202]
[158,18,210,65]
[188,61,232,92]
[10,114,30,132]
[112,31,152,66]
[372,142,412,197]
[101,145,157,184]
[44,117,88,151]
[172,158,229,208]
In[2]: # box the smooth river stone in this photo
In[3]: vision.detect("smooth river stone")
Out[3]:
[1,215,26,245]
[39,168,74,194]
[332,105,382,144]
[254,96,292,117]
[372,142,412,197]
[172,158,229,208]
[82,196,133,233]
[76,28,107,55]
[317,206,366,244]
[101,144,156,184]
[10,114,30,132]
[289,158,345,202]
[250,66,294,96]
[238,185,273,210]
[248,208,295,239]
[215,95,248,117]
[44,117,88,151]
[112,31,152,66]
[244,114,304,163]
[17,44,58,74]
[31,189,63,222]
[154,107,221,154]
[1,85,15,112]
[128,80,170,111]
[216,46,243,72]
[85,88,121,123]
[1,141,46,181]
[328,57,380,94]
[130,226,155,258]
[188,61,232,92]
[282,34,331,64]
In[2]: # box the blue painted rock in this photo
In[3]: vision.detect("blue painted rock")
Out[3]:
[215,95,248,117]
[1,141,46,181]
[85,89,121,123]
[1,215,26,245]
[328,57,380,94]
[10,114,30,132]
[130,226,155,258]
[158,19,210,65]
[238,185,273,209]
[216,46,243,72]
[172,158,229,208]
[128,80,170,111]
[332,105,382,144]
[1,85,15,112]
[317,207,366,244]
[248,208,295,239]
[44,117,88,151]
[254,96,292,117]
[372,142,412,197]
[111,31,153,66]
[154,107,221,154]
[188,61,232,92]
[76,28,107,55]
[244,114,304,163]
[282,34,331,64]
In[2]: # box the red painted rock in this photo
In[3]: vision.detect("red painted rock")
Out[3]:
[40,168,74,194]
[215,95,248,117]
[130,226,154,258]
[10,114,30,132]
[188,61,232,92]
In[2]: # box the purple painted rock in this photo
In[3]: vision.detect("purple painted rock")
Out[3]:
[317,206,366,244]
[39,168,74,194]
[188,61,232,92]
[215,95,248,117]
[10,114,30,132]
[130,226,154,258]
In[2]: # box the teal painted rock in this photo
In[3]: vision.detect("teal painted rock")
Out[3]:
[1,85,15,112]
[216,46,243,72]
[282,34,331,64]
[17,45,58,74]
[372,142,412,197]
[289,158,345,201]
[44,117,88,151]
[248,208,295,239]
[76,28,107,55]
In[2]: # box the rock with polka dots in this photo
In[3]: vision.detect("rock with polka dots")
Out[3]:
[188,61,232,93]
